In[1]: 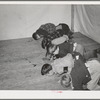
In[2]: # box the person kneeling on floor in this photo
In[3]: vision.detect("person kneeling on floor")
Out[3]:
[46,40,85,61]
[69,52,91,90]
[41,53,75,76]
[60,53,100,90]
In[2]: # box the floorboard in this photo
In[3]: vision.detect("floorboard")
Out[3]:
[0,32,100,90]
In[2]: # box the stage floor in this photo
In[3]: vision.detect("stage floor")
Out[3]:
[0,32,100,90]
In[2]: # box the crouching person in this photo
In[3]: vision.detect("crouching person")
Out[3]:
[61,53,100,90]
[70,52,91,90]
[46,40,85,61]
[41,53,74,76]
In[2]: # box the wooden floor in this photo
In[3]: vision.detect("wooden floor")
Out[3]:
[0,32,100,90]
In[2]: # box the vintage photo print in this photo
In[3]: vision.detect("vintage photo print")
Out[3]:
[0,1,100,99]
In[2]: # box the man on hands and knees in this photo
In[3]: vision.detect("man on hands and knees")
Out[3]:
[41,53,74,76]
[70,52,91,90]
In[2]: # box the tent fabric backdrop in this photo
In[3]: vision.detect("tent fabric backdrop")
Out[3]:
[74,5,100,44]
[0,5,71,40]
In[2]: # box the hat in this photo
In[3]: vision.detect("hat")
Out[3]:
[41,38,49,49]
[36,29,49,36]
[41,63,52,75]
[56,23,70,34]
[40,23,56,34]
[32,32,39,40]
[32,29,48,40]
[60,74,71,88]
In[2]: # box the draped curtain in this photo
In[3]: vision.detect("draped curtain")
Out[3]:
[74,5,100,44]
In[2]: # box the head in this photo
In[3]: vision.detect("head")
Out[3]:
[41,38,50,49]
[32,32,40,40]
[67,31,74,39]
[32,29,48,40]
[41,63,52,75]
[45,43,58,60]
[46,43,58,56]
[55,29,64,37]
[40,23,56,34]
[60,74,71,88]
[56,23,70,34]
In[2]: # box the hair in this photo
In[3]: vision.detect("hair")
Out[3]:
[41,63,52,75]
[60,74,71,88]
[32,32,39,40]
[41,38,49,49]
[45,43,57,60]
[46,43,57,55]
[32,28,49,40]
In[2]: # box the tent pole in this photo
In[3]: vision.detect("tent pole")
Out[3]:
[71,5,74,32]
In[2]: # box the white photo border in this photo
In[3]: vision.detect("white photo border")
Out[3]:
[0,1,100,99]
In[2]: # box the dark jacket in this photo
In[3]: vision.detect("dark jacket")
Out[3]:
[70,58,91,90]
[57,41,73,58]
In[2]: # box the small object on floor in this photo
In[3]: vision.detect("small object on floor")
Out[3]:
[32,64,37,67]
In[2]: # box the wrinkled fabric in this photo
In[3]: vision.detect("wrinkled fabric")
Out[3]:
[84,50,98,61]
[51,53,74,74]
[85,60,100,74]
[70,58,91,90]
[74,5,100,44]
[51,41,85,58]
[85,60,100,90]
[87,72,100,90]
[56,41,73,58]
[75,43,85,56]
[51,35,69,45]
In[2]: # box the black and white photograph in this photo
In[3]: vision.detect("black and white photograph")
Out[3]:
[0,1,100,99]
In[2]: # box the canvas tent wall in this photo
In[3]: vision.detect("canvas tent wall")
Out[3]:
[0,4,100,44]
[74,5,100,44]
[0,4,71,40]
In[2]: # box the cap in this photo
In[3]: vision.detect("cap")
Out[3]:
[41,63,52,75]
